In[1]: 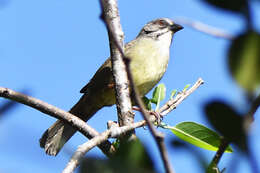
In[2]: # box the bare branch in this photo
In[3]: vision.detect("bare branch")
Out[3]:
[175,17,234,40]
[63,120,147,173]
[63,130,111,173]
[0,87,116,157]
[159,78,204,116]
[124,57,174,173]
[207,137,229,172]
[100,0,134,129]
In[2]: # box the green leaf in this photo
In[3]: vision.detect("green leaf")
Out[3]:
[151,83,166,104]
[142,96,152,110]
[80,140,155,173]
[182,84,190,92]
[112,139,120,150]
[168,121,233,152]
[151,83,166,111]
[114,140,155,173]
[170,89,177,100]
[228,31,260,93]
[202,0,248,13]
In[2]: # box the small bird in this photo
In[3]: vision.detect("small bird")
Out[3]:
[40,18,183,156]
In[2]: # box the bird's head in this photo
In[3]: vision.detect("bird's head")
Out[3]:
[138,18,183,39]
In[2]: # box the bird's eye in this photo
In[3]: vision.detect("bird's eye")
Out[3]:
[157,20,165,26]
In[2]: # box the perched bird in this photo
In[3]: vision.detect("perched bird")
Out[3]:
[40,18,183,156]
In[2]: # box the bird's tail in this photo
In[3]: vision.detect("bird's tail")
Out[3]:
[39,94,102,156]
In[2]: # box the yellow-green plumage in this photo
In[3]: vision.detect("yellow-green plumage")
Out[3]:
[128,34,171,95]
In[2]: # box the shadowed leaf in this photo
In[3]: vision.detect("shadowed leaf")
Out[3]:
[0,100,17,118]
[202,0,248,13]
[204,100,248,151]
[228,31,260,93]
[142,96,152,110]
[171,139,208,170]
[80,140,155,173]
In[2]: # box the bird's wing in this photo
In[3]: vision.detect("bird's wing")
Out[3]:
[80,58,114,94]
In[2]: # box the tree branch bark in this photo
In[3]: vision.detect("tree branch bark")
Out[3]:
[159,78,204,116]
[175,17,234,40]
[62,120,145,173]
[0,87,116,157]
[124,57,175,173]
[100,0,134,130]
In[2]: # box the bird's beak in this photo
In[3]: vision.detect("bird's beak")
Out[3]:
[170,23,183,33]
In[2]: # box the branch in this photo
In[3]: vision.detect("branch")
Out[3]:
[175,17,234,40]
[62,120,146,173]
[100,0,134,129]
[242,94,260,135]
[128,78,204,173]
[0,87,116,157]
[62,78,204,172]
[206,93,260,173]
[246,94,260,121]
[243,94,260,173]
[63,130,111,173]
[159,78,204,116]
[124,57,174,173]
[207,137,229,173]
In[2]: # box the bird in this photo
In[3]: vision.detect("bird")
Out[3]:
[40,18,183,156]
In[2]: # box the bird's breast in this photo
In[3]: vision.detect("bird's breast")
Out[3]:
[125,37,171,96]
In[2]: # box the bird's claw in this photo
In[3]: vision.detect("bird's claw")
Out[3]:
[132,106,163,125]
[148,110,163,125]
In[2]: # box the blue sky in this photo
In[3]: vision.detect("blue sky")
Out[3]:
[0,0,260,172]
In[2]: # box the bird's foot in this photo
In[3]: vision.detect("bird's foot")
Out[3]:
[132,106,163,125]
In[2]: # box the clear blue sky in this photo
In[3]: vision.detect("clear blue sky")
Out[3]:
[1,0,260,172]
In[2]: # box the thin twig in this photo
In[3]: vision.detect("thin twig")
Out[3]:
[244,94,260,173]
[246,94,260,120]
[159,78,204,116]
[0,87,115,157]
[206,93,260,173]
[175,17,234,40]
[124,57,174,173]
[206,137,229,173]
[62,130,111,173]
[243,94,260,140]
